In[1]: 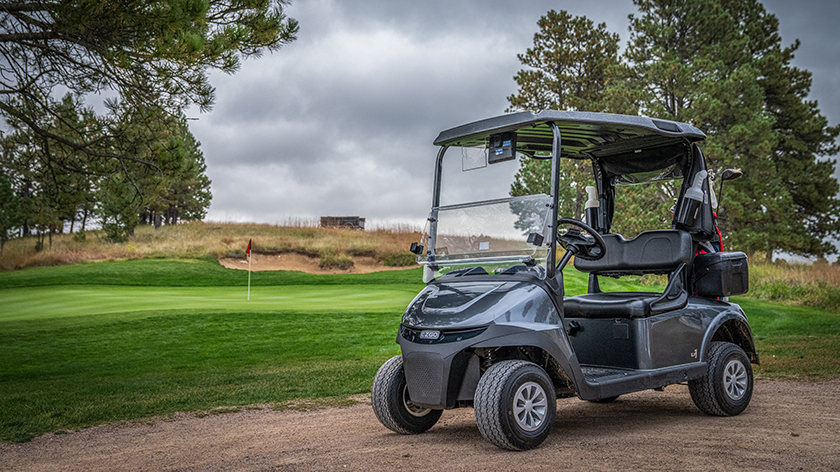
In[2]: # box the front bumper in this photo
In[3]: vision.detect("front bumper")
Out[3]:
[398,323,568,409]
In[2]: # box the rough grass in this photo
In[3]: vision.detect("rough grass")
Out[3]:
[736,298,840,380]
[748,261,840,311]
[0,221,420,272]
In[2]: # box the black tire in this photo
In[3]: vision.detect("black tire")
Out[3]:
[689,341,753,416]
[474,360,556,451]
[371,355,442,434]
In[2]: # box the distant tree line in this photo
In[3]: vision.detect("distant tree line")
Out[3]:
[0,1,298,249]
[0,94,212,248]
[508,0,839,261]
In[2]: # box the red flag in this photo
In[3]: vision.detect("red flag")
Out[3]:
[246,239,251,255]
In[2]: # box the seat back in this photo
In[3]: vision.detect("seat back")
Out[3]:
[574,230,692,276]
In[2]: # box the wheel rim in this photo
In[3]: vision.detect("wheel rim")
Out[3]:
[723,358,749,401]
[513,381,548,432]
[402,384,432,417]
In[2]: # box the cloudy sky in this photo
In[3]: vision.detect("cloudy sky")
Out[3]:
[187,0,840,228]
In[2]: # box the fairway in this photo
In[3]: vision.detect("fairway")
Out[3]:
[0,260,425,442]
[1,284,422,322]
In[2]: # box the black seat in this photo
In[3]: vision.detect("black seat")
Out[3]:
[565,230,692,318]
[564,292,661,318]
[574,230,692,275]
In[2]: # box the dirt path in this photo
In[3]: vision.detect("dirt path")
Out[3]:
[2,380,839,471]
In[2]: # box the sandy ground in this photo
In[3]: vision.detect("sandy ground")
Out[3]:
[219,254,416,274]
[2,380,839,471]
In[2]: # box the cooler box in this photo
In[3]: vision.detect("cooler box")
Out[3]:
[693,252,749,297]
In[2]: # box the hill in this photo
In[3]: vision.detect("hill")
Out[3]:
[0,222,421,273]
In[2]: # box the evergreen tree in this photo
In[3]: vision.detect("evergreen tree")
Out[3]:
[0,95,213,243]
[0,174,22,255]
[509,1,840,257]
[507,11,617,218]
[96,99,213,240]
[0,0,297,169]
[625,0,840,259]
[507,10,621,113]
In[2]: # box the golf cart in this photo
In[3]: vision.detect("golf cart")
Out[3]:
[371,111,756,451]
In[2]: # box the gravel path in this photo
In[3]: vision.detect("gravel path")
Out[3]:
[2,380,838,471]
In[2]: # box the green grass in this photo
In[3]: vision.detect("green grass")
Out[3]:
[0,259,424,442]
[0,309,403,442]
[0,285,422,323]
[735,298,840,379]
[0,258,424,289]
[0,258,837,443]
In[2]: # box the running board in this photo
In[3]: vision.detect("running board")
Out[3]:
[577,362,707,401]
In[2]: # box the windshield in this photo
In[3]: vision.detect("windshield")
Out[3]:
[418,145,553,279]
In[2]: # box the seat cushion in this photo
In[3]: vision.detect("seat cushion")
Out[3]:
[574,230,692,276]
[564,292,662,318]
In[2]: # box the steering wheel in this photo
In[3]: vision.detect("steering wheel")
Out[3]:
[557,218,606,261]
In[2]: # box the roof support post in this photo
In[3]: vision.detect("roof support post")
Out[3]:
[431,146,448,208]
[428,145,449,267]
[547,122,562,279]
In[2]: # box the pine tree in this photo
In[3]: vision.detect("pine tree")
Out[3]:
[508,1,840,257]
[0,174,23,255]
[625,0,840,259]
[0,0,297,168]
[507,11,617,218]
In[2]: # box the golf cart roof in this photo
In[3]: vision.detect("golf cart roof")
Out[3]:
[433,111,705,161]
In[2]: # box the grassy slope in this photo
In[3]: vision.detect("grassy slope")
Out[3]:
[0,222,421,272]
[0,259,837,443]
[0,258,424,288]
[0,260,424,442]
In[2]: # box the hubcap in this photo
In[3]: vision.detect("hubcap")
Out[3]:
[402,385,432,417]
[513,381,548,432]
[723,359,748,401]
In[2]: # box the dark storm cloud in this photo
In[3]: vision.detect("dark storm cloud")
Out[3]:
[190,0,840,225]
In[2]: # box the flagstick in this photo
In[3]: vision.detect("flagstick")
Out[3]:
[247,249,252,300]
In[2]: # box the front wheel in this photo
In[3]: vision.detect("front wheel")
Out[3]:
[474,360,556,451]
[689,341,753,416]
[371,355,442,434]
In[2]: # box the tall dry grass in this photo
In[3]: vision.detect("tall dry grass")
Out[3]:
[748,260,840,310]
[0,221,421,271]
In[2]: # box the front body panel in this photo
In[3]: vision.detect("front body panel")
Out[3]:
[398,276,577,410]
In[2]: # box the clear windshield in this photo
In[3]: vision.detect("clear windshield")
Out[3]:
[417,143,553,279]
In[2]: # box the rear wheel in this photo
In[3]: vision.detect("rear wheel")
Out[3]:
[689,341,753,416]
[371,355,442,434]
[474,360,556,451]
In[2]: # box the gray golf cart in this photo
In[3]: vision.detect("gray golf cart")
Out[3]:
[371,111,756,451]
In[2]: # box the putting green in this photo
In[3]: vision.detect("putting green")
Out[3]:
[0,284,422,322]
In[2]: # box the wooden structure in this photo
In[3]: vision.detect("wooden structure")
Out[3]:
[320,216,366,230]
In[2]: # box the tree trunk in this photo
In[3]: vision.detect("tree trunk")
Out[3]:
[70,214,75,233]
[81,209,88,232]
[154,214,162,229]
[49,228,53,250]
[1,239,4,256]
